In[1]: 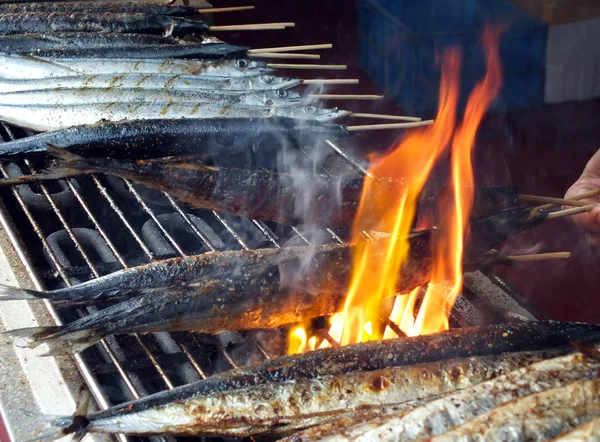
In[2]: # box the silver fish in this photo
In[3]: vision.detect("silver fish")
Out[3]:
[551,417,600,442]
[23,351,561,440]
[0,88,302,107]
[0,54,270,79]
[0,73,301,93]
[0,102,348,131]
[315,350,600,442]
[429,378,600,442]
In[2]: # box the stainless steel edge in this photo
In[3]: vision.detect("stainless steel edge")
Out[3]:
[0,200,109,442]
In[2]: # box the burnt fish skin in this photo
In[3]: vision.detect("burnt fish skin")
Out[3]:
[17,322,600,440]
[0,2,205,16]
[0,117,351,159]
[0,235,428,305]
[324,347,600,442]
[0,12,212,36]
[5,237,432,353]
[429,378,600,442]
[0,145,364,225]
[16,42,248,59]
[0,32,193,52]
[24,351,569,439]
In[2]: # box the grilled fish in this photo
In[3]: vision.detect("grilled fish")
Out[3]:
[320,347,600,442]
[0,12,213,36]
[0,32,193,51]
[0,73,300,94]
[0,54,270,79]
[17,322,600,440]
[1,236,427,305]
[0,2,206,16]
[430,378,600,442]
[551,417,600,442]
[0,88,302,107]
[3,236,431,352]
[0,102,347,131]
[0,117,350,159]
[26,351,568,439]
[0,145,370,223]
[20,42,249,59]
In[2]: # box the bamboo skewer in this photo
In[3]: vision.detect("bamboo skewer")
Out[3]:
[267,63,347,70]
[249,53,320,60]
[507,252,571,262]
[350,112,422,121]
[537,188,600,210]
[346,120,435,131]
[302,79,359,85]
[249,43,333,54]
[210,23,295,31]
[546,204,597,220]
[311,94,384,100]
[198,6,256,13]
[519,194,590,207]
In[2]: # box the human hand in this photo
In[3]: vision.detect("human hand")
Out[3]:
[564,149,600,246]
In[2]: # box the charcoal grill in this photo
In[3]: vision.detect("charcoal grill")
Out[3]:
[0,118,546,442]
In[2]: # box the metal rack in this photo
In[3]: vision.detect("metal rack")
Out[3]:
[0,122,538,442]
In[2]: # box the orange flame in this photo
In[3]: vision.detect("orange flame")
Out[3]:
[288,26,503,353]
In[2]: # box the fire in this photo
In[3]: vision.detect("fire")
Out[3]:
[288,27,503,353]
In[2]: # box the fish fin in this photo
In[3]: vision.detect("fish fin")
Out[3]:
[0,283,49,301]
[3,326,62,340]
[21,390,91,442]
[4,326,102,354]
[569,340,600,361]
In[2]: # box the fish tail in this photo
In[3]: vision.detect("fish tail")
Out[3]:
[0,283,50,301]
[0,145,91,187]
[21,389,92,442]
[4,326,102,355]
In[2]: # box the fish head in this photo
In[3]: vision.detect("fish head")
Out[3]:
[250,75,302,90]
[240,90,302,107]
[274,105,351,122]
[231,59,272,75]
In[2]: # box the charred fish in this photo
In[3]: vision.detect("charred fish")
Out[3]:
[15,322,600,439]
[0,2,208,16]
[0,117,350,159]
[0,12,213,36]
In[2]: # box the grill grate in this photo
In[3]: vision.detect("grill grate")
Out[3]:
[0,121,539,442]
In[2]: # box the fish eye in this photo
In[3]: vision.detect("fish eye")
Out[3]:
[276,90,288,98]
[260,75,275,84]
[236,59,248,68]
[304,106,316,114]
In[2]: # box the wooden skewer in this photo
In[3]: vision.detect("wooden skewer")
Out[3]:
[346,120,435,131]
[302,79,359,85]
[507,252,571,262]
[210,23,295,31]
[311,94,384,100]
[546,204,597,220]
[537,188,600,210]
[249,52,321,60]
[198,6,256,13]
[350,112,422,121]
[267,63,347,70]
[519,194,590,207]
[249,43,333,54]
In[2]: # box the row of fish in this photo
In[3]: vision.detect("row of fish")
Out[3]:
[0,2,360,131]
[18,321,600,440]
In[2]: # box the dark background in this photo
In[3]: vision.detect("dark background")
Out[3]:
[211,0,600,324]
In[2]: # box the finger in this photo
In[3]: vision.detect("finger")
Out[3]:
[563,179,600,233]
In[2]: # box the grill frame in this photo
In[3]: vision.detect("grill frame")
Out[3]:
[0,123,542,442]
